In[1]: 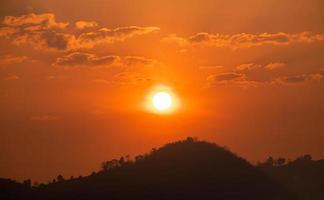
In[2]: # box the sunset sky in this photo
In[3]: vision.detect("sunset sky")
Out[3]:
[1,0,324,182]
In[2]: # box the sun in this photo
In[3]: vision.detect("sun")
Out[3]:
[144,85,180,114]
[152,92,172,111]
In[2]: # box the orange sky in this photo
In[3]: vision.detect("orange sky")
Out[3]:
[0,0,324,182]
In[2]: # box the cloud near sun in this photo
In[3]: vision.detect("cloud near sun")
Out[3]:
[206,71,323,88]
[205,62,323,88]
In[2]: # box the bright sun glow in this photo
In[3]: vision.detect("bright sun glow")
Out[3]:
[152,92,172,111]
[144,85,180,114]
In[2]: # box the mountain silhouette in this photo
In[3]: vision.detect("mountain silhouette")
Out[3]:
[260,156,324,200]
[1,137,296,200]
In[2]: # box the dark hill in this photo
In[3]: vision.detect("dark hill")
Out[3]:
[1,138,294,200]
[260,157,324,200]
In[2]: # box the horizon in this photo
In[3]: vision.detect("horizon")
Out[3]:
[1,137,322,184]
[1,0,324,184]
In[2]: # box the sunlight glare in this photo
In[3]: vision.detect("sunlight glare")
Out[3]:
[152,92,172,111]
[144,85,180,114]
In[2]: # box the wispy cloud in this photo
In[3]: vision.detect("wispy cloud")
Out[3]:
[54,52,158,69]
[236,62,285,71]
[30,115,59,121]
[0,13,160,51]
[273,73,323,85]
[54,52,120,67]
[163,32,324,49]
[111,72,152,86]
[3,75,19,81]
[264,62,286,70]
[75,20,98,30]
[206,72,259,88]
[76,26,160,49]
[2,13,68,29]
[0,55,29,65]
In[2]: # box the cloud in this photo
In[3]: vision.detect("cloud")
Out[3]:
[76,26,160,49]
[93,72,152,87]
[236,62,285,71]
[0,55,28,65]
[0,13,160,51]
[206,72,259,88]
[30,115,59,121]
[206,66,323,88]
[75,21,98,30]
[123,56,157,66]
[205,60,324,88]
[161,34,188,47]
[2,13,68,30]
[0,13,74,51]
[207,72,245,82]
[0,27,17,37]
[54,52,158,70]
[3,75,19,81]
[265,62,286,70]
[54,52,120,67]
[111,72,152,86]
[207,71,323,88]
[236,63,262,71]
[273,73,323,85]
[163,32,324,49]
[189,32,211,43]
[12,31,76,51]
